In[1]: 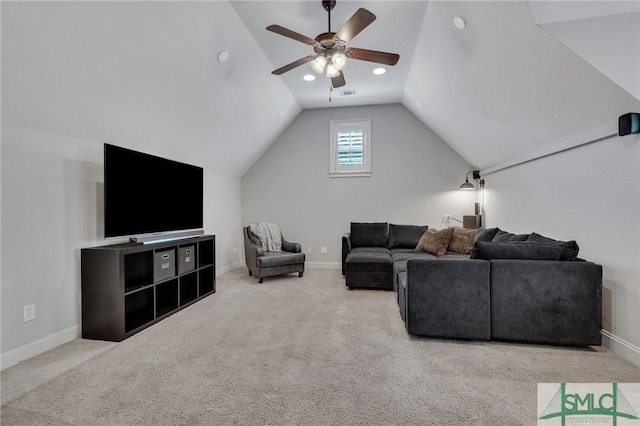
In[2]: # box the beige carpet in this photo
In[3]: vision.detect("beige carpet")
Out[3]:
[2,268,639,425]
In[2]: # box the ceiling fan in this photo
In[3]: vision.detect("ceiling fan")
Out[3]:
[266,0,400,88]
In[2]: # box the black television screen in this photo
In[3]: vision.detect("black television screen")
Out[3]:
[104,144,203,238]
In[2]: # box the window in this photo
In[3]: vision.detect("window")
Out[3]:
[330,119,371,177]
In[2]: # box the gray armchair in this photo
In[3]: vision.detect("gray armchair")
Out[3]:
[243,227,305,283]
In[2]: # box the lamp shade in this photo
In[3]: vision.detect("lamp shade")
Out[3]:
[326,63,340,78]
[459,170,481,190]
[459,180,475,190]
[310,55,327,74]
[332,52,347,71]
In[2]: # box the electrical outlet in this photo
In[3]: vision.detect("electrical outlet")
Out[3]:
[306,247,312,254]
[320,247,328,254]
[23,304,36,322]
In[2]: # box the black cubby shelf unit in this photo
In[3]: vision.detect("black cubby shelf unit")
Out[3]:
[81,234,215,342]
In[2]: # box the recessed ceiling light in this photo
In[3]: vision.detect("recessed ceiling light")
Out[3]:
[373,67,386,75]
[416,101,424,109]
[277,112,285,120]
[303,74,316,81]
[217,50,229,63]
[453,15,466,30]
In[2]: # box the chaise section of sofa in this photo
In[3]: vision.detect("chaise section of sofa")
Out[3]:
[343,222,429,290]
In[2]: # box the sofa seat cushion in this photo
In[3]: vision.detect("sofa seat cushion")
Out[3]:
[257,251,306,268]
[391,251,437,262]
[350,222,389,248]
[439,252,472,260]
[352,247,391,254]
[345,252,392,272]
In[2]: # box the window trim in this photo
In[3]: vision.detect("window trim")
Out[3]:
[329,118,371,178]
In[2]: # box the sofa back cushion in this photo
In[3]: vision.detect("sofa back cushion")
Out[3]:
[471,241,563,261]
[389,224,428,249]
[476,227,500,242]
[350,222,389,248]
[415,228,455,256]
[526,232,579,261]
[492,230,529,242]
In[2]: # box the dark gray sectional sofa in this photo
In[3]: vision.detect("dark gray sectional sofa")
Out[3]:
[342,222,602,346]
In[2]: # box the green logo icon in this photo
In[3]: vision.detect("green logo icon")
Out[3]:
[539,383,639,425]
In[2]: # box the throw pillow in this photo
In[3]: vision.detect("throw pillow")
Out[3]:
[475,227,500,242]
[492,230,529,242]
[447,227,476,255]
[415,228,455,256]
[389,224,429,249]
[471,241,563,261]
[350,222,389,248]
[526,232,580,261]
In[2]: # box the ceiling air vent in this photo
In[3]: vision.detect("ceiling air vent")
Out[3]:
[340,89,357,96]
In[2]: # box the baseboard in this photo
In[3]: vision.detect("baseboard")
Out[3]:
[1,324,81,371]
[306,261,341,270]
[216,261,244,276]
[601,330,640,367]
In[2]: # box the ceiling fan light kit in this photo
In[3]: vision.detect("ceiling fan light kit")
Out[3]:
[331,51,347,71]
[310,55,327,73]
[267,0,400,88]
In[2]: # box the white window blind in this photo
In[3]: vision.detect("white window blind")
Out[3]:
[330,119,371,177]
[336,130,364,166]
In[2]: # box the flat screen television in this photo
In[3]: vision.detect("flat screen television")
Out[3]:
[104,143,203,239]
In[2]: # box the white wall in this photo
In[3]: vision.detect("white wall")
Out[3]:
[483,132,640,366]
[242,104,476,266]
[1,1,301,178]
[1,121,243,368]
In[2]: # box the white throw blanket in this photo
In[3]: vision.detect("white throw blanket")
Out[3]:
[249,222,282,252]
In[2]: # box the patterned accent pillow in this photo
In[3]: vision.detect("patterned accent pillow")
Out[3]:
[448,227,476,255]
[415,228,455,256]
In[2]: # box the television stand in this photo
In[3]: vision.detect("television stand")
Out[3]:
[81,234,215,341]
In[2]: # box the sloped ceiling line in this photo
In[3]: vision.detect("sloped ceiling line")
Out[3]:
[528,1,640,101]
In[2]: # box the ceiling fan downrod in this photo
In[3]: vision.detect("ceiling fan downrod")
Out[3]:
[322,0,337,31]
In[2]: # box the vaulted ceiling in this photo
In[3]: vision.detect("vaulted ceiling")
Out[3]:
[2,1,639,177]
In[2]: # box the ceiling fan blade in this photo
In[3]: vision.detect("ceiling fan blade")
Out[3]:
[272,55,315,75]
[348,48,400,66]
[267,25,318,46]
[331,72,346,88]
[334,8,376,43]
